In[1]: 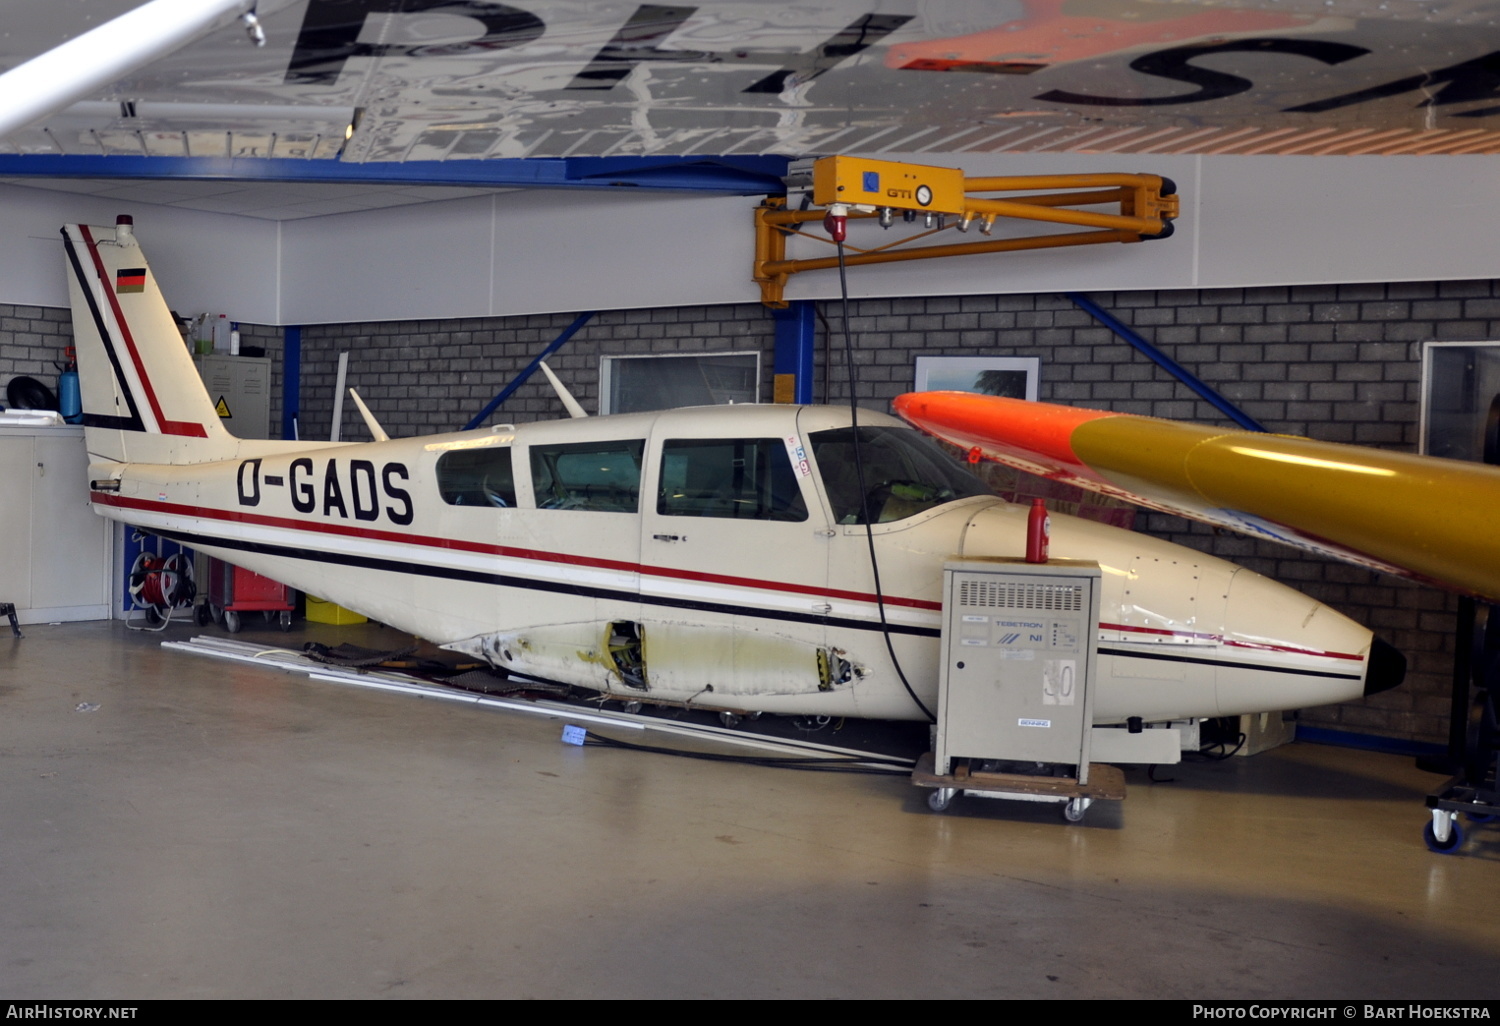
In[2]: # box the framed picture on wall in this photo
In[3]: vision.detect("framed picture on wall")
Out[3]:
[913,356,1040,401]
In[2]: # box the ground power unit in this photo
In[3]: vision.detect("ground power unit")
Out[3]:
[918,557,1123,821]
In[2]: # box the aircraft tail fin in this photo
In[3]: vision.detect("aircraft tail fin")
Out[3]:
[62,217,237,465]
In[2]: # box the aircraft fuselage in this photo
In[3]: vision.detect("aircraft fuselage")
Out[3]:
[88,404,1392,723]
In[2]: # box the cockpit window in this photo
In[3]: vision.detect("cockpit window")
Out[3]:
[436,446,517,508]
[809,426,990,524]
[530,439,645,513]
[658,438,808,521]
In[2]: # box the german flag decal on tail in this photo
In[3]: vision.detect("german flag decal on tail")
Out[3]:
[115,267,146,293]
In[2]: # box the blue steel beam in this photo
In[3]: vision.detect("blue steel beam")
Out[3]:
[772,301,816,405]
[0,154,789,194]
[281,325,301,441]
[465,311,596,430]
[1065,292,1266,433]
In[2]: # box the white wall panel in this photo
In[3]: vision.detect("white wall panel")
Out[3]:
[4,153,1500,325]
[278,195,495,325]
[0,184,279,319]
[1196,156,1500,287]
[488,189,754,317]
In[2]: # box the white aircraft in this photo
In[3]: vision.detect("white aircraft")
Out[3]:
[65,216,1403,730]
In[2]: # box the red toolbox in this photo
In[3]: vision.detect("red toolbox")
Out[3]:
[200,556,295,633]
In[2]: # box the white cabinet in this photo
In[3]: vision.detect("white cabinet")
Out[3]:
[0,426,113,623]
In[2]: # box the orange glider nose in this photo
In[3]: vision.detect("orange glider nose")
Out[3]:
[893,391,1117,474]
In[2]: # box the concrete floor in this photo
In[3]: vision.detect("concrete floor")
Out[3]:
[1,618,1497,1000]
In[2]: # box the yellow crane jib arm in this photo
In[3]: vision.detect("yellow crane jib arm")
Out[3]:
[754,156,1179,308]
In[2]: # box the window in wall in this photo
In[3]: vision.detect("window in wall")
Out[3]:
[530,439,646,512]
[658,438,808,521]
[1421,341,1500,462]
[436,446,517,507]
[599,352,760,415]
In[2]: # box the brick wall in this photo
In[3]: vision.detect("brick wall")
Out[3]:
[3,284,1485,745]
[0,304,74,392]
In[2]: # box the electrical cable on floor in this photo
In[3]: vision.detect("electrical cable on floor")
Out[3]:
[1194,732,1247,760]
[834,239,936,723]
[579,729,913,776]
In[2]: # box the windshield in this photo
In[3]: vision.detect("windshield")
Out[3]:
[809,426,991,524]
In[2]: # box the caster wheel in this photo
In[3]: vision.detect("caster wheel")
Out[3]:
[1424,818,1465,854]
[1466,810,1497,824]
[622,701,643,715]
[279,610,292,632]
[195,603,212,627]
[746,711,762,721]
[223,609,242,634]
[210,604,224,625]
[927,789,953,813]
[144,606,164,627]
[719,711,742,728]
[1064,798,1092,823]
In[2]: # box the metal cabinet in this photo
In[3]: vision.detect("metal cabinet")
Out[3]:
[0,425,112,623]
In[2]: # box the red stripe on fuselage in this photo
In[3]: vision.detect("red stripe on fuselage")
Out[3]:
[92,493,1368,662]
[92,492,942,612]
[79,225,207,439]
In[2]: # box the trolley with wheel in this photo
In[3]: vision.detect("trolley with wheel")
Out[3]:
[912,751,1125,822]
[203,555,295,633]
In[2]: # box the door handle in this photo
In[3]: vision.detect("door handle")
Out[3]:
[652,534,684,542]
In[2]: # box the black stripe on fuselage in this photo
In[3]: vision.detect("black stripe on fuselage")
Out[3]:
[146,527,1360,682]
[61,228,146,433]
[155,527,941,638]
[1097,645,1363,682]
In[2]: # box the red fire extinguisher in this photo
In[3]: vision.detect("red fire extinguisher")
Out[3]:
[1026,499,1050,563]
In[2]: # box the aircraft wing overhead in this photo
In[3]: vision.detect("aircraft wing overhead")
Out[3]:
[893,390,1500,602]
[6,0,1500,160]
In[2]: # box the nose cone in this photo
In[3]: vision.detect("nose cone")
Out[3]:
[1217,568,1390,716]
[1364,636,1407,697]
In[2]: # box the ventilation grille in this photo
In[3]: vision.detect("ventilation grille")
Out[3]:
[959,579,1083,612]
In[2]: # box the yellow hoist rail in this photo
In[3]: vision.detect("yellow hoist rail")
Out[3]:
[753,157,1180,308]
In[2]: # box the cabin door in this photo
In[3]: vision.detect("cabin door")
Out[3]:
[637,424,835,705]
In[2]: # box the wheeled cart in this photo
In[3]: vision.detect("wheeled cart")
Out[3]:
[913,751,1125,821]
[921,557,1115,822]
[1424,778,1498,854]
[199,556,294,633]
